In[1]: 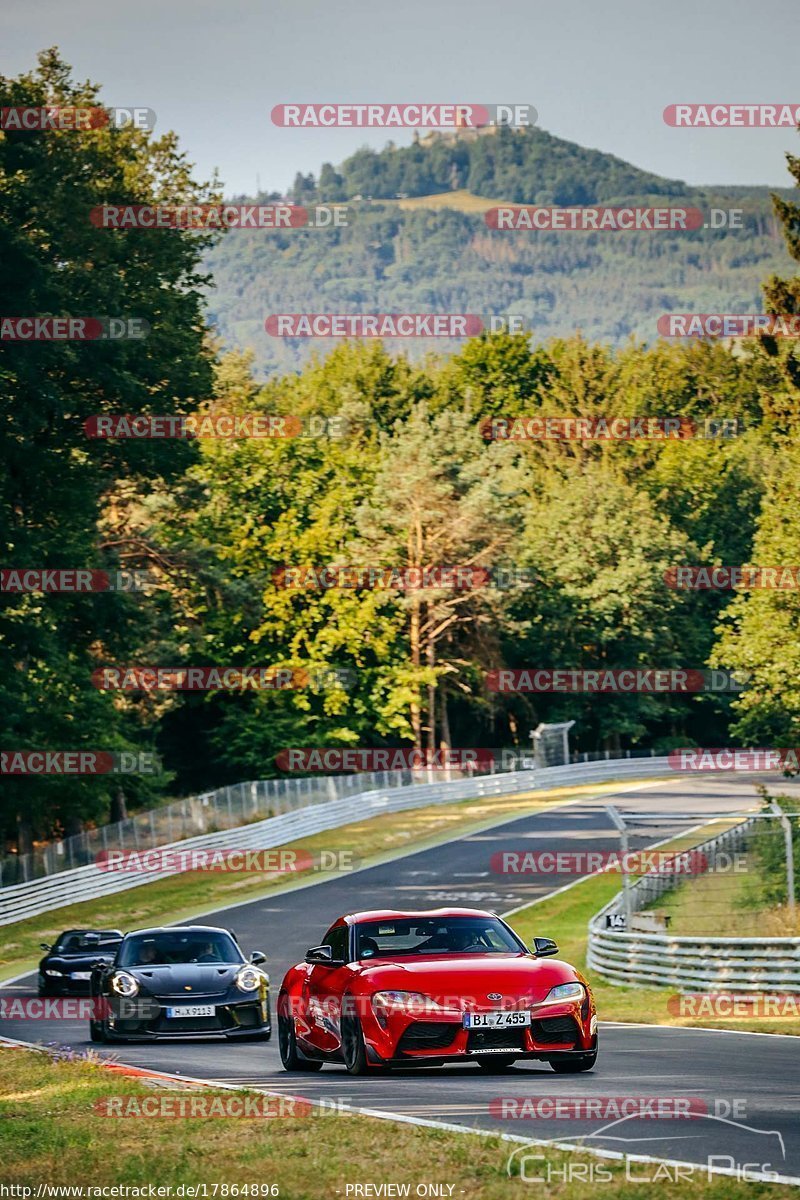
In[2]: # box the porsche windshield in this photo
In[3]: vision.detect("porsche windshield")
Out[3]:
[118,932,242,967]
[354,917,525,960]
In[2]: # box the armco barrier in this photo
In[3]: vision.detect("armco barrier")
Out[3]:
[0,756,674,926]
[587,816,800,991]
[0,767,429,885]
[1,749,661,886]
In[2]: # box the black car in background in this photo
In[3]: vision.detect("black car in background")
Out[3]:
[89,925,270,1042]
[38,929,124,996]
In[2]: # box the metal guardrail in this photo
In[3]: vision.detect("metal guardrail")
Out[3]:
[587,817,800,991]
[0,748,661,887]
[0,756,674,926]
[0,768,428,886]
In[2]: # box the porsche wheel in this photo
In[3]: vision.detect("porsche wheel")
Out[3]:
[549,1050,597,1073]
[475,1055,516,1072]
[89,1020,106,1043]
[278,998,322,1072]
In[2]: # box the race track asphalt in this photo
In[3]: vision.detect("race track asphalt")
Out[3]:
[3,773,800,1183]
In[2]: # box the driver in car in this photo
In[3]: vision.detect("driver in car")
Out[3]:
[194,940,221,963]
[447,927,485,953]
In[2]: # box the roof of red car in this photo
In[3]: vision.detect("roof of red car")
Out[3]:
[343,907,497,924]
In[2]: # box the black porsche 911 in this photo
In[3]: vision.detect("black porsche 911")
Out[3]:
[89,925,270,1042]
[38,929,123,996]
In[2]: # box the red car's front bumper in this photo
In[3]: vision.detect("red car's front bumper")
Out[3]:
[361,999,596,1064]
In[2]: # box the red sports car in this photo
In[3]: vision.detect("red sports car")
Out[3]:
[278,907,597,1075]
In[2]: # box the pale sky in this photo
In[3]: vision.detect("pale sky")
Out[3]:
[3,0,799,196]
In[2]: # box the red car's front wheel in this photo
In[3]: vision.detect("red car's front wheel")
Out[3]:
[549,1047,597,1073]
[475,1055,517,1071]
[340,996,371,1075]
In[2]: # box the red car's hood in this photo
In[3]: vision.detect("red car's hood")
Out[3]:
[354,953,578,1005]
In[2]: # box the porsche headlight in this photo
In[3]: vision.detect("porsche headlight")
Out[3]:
[44,969,62,976]
[235,966,262,993]
[541,982,584,1004]
[110,971,139,998]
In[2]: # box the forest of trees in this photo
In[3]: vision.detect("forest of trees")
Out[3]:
[205,192,793,379]
[2,52,800,857]
[211,129,794,379]
[291,125,692,206]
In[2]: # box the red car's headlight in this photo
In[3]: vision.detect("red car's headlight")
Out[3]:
[371,990,447,1027]
[539,982,585,1005]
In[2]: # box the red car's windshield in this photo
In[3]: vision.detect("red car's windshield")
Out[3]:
[353,917,525,960]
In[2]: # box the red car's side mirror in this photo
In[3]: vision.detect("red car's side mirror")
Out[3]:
[532,937,559,957]
[305,945,345,966]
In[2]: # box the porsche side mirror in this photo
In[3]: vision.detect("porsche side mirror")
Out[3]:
[532,937,559,957]
[40,943,51,951]
[305,945,344,966]
[250,951,267,965]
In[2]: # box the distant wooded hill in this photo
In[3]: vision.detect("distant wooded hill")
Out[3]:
[205,125,796,377]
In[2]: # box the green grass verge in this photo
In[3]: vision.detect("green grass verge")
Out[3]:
[0,1045,791,1196]
[0,778,656,983]
[655,852,800,939]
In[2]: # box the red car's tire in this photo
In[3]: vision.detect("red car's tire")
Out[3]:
[475,1055,516,1072]
[341,995,371,1076]
[549,1049,597,1073]
[278,995,323,1072]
